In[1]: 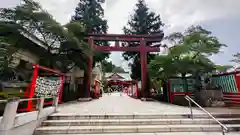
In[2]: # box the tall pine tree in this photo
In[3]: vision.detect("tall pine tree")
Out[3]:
[123,0,164,80]
[72,0,109,65]
[72,0,109,97]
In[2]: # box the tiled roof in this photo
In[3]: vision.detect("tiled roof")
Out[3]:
[105,72,132,81]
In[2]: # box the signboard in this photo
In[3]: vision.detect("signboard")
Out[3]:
[34,77,61,97]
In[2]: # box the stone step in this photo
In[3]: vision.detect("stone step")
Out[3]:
[49,113,240,120]
[34,132,240,135]
[34,124,240,134]
[43,118,240,126]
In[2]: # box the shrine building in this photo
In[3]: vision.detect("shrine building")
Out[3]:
[105,72,138,96]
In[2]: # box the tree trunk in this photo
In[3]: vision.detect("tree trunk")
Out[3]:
[181,73,188,93]
[193,71,202,104]
[162,79,169,102]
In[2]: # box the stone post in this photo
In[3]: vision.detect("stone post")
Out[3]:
[53,96,59,112]
[37,98,45,119]
[0,97,20,135]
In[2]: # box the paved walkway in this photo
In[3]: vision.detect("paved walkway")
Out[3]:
[78,133,239,135]
[57,92,205,115]
[76,133,239,135]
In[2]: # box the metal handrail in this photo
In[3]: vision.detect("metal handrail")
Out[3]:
[185,95,228,135]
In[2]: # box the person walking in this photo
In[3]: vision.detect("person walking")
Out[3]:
[108,87,111,95]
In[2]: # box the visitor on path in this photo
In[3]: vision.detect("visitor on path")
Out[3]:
[107,87,111,95]
[123,87,128,95]
[100,88,102,96]
[150,88,157,97]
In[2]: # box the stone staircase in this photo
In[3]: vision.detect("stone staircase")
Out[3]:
[34,113,240,134]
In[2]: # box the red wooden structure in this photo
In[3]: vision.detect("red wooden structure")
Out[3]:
[93,79,101,98]
[85,33,163,98]
[21,64,65,112]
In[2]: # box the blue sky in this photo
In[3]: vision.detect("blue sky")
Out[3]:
[2,0,240,72]
[203,18,240,66]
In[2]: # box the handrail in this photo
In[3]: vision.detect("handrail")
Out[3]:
[0,100,7,103]
[185,95,228,135]
[0,96,54,103]
[19,96,53,102]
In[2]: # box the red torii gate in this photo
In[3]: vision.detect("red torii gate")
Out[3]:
[85,33,163,98]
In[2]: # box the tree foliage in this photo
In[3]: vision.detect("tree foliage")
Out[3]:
[0,0,90,75]
[149,25,226,80]
[0,42,17,81]
[72,0,109,67]
[231,53,240,65]
[102,60,126,73]
[215,65,233,73]
[71,0,110,96]
[123,0,164,80]
[112,67,126,73]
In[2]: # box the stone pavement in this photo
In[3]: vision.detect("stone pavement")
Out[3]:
[74,133,239,135]
[57,92,205,115]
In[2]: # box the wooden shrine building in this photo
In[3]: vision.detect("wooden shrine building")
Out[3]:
[105,72,138,97]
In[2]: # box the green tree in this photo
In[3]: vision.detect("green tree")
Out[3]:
[0,42,17,82]
[149,54,176,80]
[0,0,90,74]
[101,60,115,72]
[149,46,215,80]
[123,0,164,80]
[231,53,240,69]
[112,66,126,73]
[149,25,226,92]
[231,53,240,66]
[72,0,109,66]
[101,60,126,73]
[72,0,109,96]
[215,65,233,73]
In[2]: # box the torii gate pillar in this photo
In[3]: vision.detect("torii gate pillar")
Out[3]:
[86,37,93,98]
[140,39,148,97]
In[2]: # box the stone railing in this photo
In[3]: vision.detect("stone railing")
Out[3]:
[0,96,59,135]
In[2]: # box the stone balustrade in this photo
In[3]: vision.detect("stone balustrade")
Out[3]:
[0,96,59,135]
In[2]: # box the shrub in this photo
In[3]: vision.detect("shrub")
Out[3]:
[0,91,24,100]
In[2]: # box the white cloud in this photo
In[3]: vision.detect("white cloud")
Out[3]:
[34,0,79,24]
[7,0,240,33]
[0,0,20,8]
[105,0,240,34]
[2,0,240,71]
[103,0,240,71]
